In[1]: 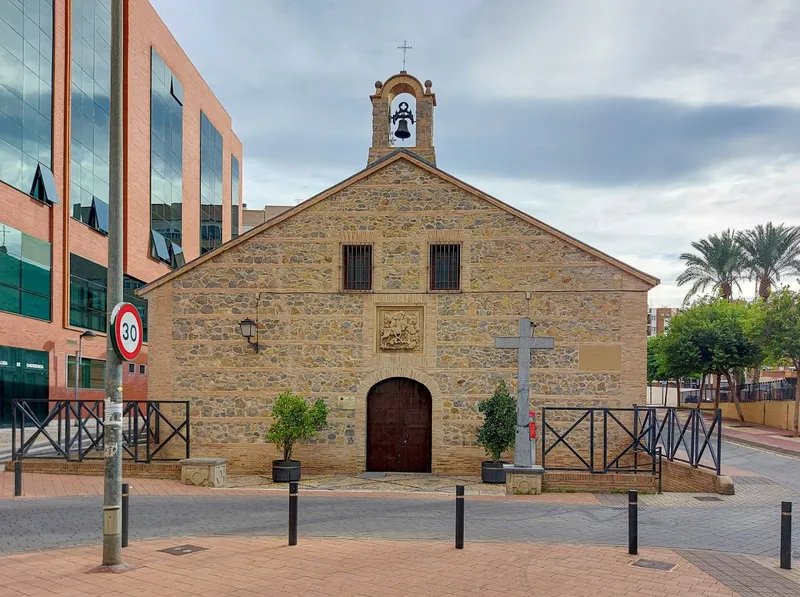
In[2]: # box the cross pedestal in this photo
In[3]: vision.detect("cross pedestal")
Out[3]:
[494,317,555,469]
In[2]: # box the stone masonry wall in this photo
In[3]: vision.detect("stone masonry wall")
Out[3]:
[146,157,652,474]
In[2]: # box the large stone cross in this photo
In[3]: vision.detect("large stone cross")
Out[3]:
[494,318,555,468]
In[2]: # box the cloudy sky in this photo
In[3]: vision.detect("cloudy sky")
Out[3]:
[151,0,800,306]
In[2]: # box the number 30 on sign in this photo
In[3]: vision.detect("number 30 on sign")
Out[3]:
[110,302,143,361]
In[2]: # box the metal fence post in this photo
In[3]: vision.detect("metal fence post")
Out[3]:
[781,502,792,570]
[122,483,130,548]
[589,409,595,472]
[289,482,298,546]
[455,485,464,549]
[657,448,663,495]
[541,409,547,470]
[14,453,22,497]
[715,409,722,476]
[628,489,638,555]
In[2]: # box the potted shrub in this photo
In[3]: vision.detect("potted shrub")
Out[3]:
[476,381,516,483]
[266,391,328,482]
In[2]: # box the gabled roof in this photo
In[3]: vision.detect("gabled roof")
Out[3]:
[139,150,659,295]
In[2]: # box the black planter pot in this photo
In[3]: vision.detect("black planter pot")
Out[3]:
[272,459,301,482]
[481,461,507,484]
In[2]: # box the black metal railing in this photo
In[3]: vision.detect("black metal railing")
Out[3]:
[542,406,722,476]
[10,399,190,463]
[643,407,722,475]
[683,378,796,404]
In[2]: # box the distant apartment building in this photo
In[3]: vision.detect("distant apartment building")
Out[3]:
[241,205,291,233]
[0,0,241,425]
[647,307,679,337]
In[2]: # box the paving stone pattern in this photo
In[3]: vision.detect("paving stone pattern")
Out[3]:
[679,550,800,597]
[0,537,738,597]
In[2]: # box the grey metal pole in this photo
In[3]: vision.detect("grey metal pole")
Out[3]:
[74,338,81,426]
[102,0,125,568]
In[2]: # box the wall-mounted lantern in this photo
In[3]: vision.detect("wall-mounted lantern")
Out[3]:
[238,318,259,353]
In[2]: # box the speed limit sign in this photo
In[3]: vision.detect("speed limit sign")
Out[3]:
[110,302,143,361]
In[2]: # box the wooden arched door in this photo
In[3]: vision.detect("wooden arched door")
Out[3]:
[366,377,432,473]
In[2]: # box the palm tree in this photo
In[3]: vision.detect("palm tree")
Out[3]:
[676,230,744,302]
[736,223,800,300]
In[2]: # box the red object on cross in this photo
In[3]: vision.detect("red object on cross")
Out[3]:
[529,411,537,439]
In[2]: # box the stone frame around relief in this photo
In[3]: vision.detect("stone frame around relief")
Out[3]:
[376,306,424,354]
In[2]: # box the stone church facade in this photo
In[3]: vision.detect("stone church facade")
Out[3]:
[140,72,658,475]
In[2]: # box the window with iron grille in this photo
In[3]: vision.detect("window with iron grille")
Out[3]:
[430,244,461,291]
[342,245,372,291]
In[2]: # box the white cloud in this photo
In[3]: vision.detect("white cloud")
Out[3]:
[151,0,800,309]
[469,0,800,106]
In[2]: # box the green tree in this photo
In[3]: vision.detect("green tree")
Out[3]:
[736,223,800,300]
[676,230,744,303]
[761,289,800,436]
[659,299,762,420]
[476,381,517,462]
[654,314,702,407]
[266,391,328,462]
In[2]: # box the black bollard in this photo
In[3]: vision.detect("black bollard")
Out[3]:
[628,489,638,555]
[455,485,464,549]
[781,501,792,570]
[289,481,298,546]
[122,483,130,548]
[14,453,22,497]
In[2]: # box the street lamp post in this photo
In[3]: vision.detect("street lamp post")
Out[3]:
[74,330,97,419]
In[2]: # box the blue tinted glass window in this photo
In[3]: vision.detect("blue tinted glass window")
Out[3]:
[150,48,182,266]
[231,155,240,239]
[30,162,59,204]
[0,221,51,320]
[150,229,170,263]
[123,275,148,343]
[200,112,223,254]
[89,196,108,234]
[69,0,109,232]
[69,253,107,332]
[0,0,53,195]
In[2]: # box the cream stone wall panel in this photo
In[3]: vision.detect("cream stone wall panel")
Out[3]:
[468,265,624,292]
[534,320,622,344]
[171,292,259,316]
[469,239,599,264]
[314,184,491,212]
[173,369,363,395]
[528,292,623,319]
[437,294,529,317]
[172,342,363,369]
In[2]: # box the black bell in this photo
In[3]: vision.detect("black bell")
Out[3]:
[394,119,411,140]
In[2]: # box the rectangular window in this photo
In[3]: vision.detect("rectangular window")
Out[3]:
[0,222,51,320]
[150,48,183,266]
[139,364,146,374]
[0,0,54,196]
[128,363,135,373]
[67,355,106,390]
[231,155,240,239]
[342,244,372,291]
[430,244,461,291]
[70,0,110,230]
[69,253,107,332]
[69,254,149,341]
[123,275,149,343]
[200,112,223,254]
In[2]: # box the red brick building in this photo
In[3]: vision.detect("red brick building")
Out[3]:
[0,0,242,425]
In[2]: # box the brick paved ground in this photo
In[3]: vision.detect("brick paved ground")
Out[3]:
[0,537,741,597]
[701,414,800,458]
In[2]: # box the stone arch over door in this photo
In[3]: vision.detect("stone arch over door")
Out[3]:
[366,377,432,473]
